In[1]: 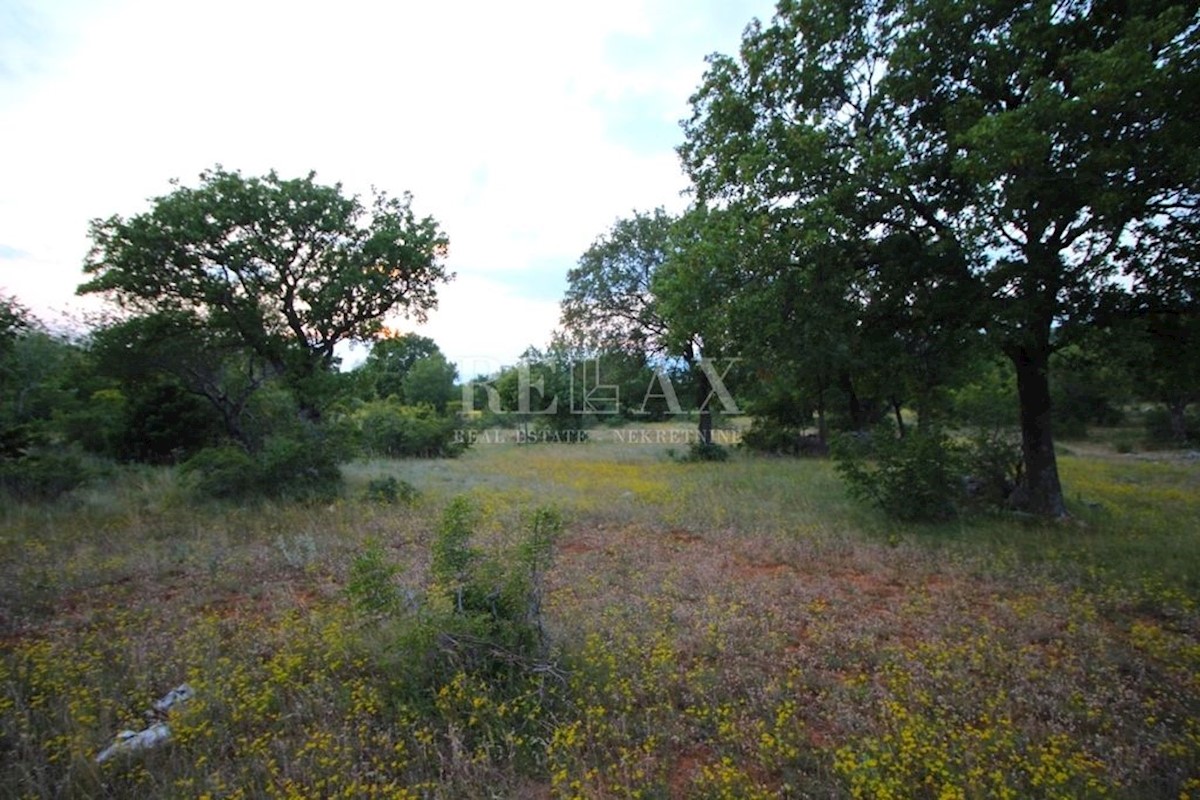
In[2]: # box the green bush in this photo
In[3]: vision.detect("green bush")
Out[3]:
[740,419,829,456]
[180,445,258,500]
[684,440,730,462]
[355,401,467,458]
[0,449,88,502]
[346,539,403,615]
[257,431,342,502]
[349,497,564,695]
[362,475,419,505]
[960,430,1023,507]
[1143,405,1200,446]
[182,428,344,502]
[832,426,966,522]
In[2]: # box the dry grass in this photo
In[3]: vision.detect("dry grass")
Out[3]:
[2,426,1198,798]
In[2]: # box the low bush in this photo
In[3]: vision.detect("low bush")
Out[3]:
[683,440,731,462]
[1143,405,1200,447]
[741,419,829,456]
[0,448,88,501]
[833,425,1027,521]
[348,497,564,697]
[960,430,1023,507]
[832,426,966,522]
[355,401,468,458]
[179,445,258,500]
[182,427,344,502]
[362,475,420,505]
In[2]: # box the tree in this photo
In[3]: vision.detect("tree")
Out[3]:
[561,209,675,357]
[562,208,736,443]
[359,332,441,401]
[1124,206,1200,444]
[680,0,1199,516]
[401,352,458,412]
[0,294,31,355]
[79,166,451,420]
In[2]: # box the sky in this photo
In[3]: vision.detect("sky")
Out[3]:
[0,0,776,373]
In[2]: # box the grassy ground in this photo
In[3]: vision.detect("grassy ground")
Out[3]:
[2,427,1198,798]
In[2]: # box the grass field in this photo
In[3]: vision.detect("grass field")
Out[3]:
[2,427,1198,798]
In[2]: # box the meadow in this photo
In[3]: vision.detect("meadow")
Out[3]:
[2,426,1198,798]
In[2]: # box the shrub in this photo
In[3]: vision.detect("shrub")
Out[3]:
[182,427,344,502]
[346,538,403,615]
[960,430,1024,507]
[180,445,258,500]
[362,475,419,505]
[349,497,564,694]
[257,430,342,502]
[1143,405,1200,447]
[0,449,88,502]
[684,440,730,462]
[740,419,829,456]
[355,401,467,458]
[832,426,965,521]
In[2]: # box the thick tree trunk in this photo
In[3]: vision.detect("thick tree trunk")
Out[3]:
[1007,346,1068,517]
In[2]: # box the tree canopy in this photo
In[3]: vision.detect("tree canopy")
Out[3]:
[79,166,452,415]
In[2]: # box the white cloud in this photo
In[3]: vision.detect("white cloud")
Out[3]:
[0,0,776,363]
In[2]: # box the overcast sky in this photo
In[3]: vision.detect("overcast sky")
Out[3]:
[0,0,775,372]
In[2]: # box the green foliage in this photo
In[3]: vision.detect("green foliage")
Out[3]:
[949,360,1019,430]
[348,498,564,710]
[179,444,259,500]
[0,449,89,502]
[257,430,343,502]
[675,0,1199,515]
[1143,406,1200,447]
[361,475,419,505]
[430,496,478,593]
[80,167,450,376]
[492,349,583,437]
[740,420,829,457]
[961,430,1025,508]
[683,440,730,462]
[400,352,457,412]
[79,166,453,446]
[833,427,966,522]
[355,333,444,402]
[117,382,224,463]
[181,427,343,502]
[0,294,32,355]
[84,311,264,448]
[346,539,403,615]
[834,424,1027,520]
[561,208,675,356]
[353,400,466,458]
[1051,341,1130,437]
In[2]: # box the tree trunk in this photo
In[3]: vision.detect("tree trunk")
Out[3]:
[891,397,905,438]
[816,388,828,445]
[696,364,713,445]
[1007,346,1068,517]
[841,372,865,430]
[1168,400,1189,445]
